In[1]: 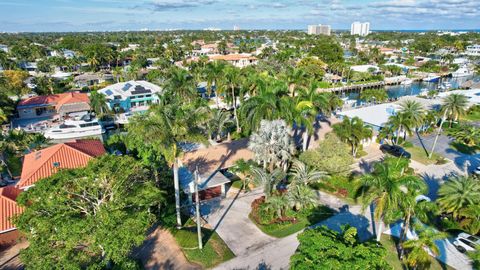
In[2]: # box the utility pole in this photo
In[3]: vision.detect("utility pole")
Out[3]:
[194,167,203,250]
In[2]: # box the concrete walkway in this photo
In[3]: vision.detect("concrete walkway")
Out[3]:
[202,189,275,256]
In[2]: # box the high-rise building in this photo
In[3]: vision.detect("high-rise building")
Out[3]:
[351,22,370,36]
[233,25,240,31]
[307,24,331,36]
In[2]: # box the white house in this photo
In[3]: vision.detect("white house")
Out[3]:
[466,44,480,56]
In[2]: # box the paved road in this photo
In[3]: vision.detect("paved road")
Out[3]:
[409,133,480,173]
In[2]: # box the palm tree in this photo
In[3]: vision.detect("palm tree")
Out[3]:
[208,109,233,141]
[0,107,7,123]
[333,116,373,157]
[430,94,469,158]
[204,61,226,108]
[163,67,197,102]
[231,159,255,191]
[265,195,288,218]
[223,65,241,132]
[126,96,209,226]
[403,226,447,270]
[283,67,307,97]
[398,100,425,131]
[89,91,110,117]
[322,92,344,116]
[295,82,328,151]
[248,120,295,172]
[387,113,413,144]
[459,204,480,235]
[437,176,480,219]
[289,160,326,187]
[361,160,426,241]
[287,184,317,211]
[454,125,480,146]
[250,167,285,199]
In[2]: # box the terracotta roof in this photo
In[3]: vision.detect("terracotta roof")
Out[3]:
[17,140,105,189]
[18,92,90,110]
[181,139,254,175]
[0,186,23,233]
[209,54,257,61]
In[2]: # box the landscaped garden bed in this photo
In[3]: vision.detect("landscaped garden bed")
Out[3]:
[249,196,334,238]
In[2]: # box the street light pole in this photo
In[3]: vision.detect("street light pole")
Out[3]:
[194,168,203,250]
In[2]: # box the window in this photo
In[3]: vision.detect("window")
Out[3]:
[145,94,152,98]
[460,239,476,249]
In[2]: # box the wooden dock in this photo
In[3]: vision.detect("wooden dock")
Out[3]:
[319,81,387,93]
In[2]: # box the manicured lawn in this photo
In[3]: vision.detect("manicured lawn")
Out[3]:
[381,235,454,270]
[463,111,480,122]
[251,205,335,238]
[310,176,363,205]
[403,145,446,165]
[172,222,235,268]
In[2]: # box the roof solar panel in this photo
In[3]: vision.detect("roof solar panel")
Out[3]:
[104,89,113,96]
[122,83,132,91]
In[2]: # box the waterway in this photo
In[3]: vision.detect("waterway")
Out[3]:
[345,75,480,102]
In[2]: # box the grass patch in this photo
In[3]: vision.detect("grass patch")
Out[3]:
[172,220,235,268]
[251,205,334,238]
[380,235,454,270]
[450,141,480,155]
[310,175,362,204]
[230,179,243,189]
[403,145,445,165]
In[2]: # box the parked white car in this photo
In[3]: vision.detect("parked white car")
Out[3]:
[473,166,480,176]
[453,233,480,253]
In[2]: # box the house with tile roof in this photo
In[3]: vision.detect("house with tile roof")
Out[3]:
[98,80,162,113]
[208,54,258,68]
[16,92,90,120]
[17,139,106,190]
[0,140,105,246]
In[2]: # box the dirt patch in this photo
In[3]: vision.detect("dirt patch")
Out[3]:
[134,226,201,270]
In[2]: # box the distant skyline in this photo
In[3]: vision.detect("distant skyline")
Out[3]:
[0,0,479,32]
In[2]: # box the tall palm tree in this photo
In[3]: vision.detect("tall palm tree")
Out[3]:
[283,67,307,97]
[126,96,209,226]
[223,65,241,132]
[163,67,197,102]
[398,100,425,131]
[361,161,426,241]
[437,176,480,219]
[459,204,480,235]
[387,113,413,144]
[289,160,326,187]
[333,116,373,157]
[240,84,290,133]
[204,61,226,108]
[430,94,469,158]
[403,226,447,270]
[287,184,317,211]
[295,82,328,151]
[250,167,285,199]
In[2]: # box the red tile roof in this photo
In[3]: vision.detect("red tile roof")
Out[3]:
[16,139,105,189]
[0,186,23,233]
[18,92,90,110]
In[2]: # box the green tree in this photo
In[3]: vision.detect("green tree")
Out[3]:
[287,184,317,211]
[163,67,198,102]
[437,176,480,219]
[402,226,447,270]
[264,194,289,218]
[290,226,391,270]
[333,116,373,157]
[361,159,426,241]
[208,109,233,141]
[289,159,326,187]
[223,65,242,132]
[89,91,111,117]
[299,133,354,176]
[250,167,285,199]
[430,94,469,158]
[15,155,163,269]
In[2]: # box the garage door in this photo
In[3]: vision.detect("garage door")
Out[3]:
[193,186,222,201]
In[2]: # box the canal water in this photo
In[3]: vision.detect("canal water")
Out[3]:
[345,75,480,102]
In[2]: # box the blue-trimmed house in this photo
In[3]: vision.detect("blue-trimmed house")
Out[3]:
[98,81,163,113]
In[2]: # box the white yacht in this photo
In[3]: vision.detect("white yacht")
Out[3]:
[44,114,105,140]
[400,79,413,85]
[452,66,474,78]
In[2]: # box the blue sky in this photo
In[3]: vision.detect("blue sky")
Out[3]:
[0,0,479,32]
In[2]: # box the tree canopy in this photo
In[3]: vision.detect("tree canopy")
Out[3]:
[15,155,163,269]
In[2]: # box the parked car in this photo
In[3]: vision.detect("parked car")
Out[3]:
[472,166,480,176]
[380,144,411,158]
[453,232,480,253]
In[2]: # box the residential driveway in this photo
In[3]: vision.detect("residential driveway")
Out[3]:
[214,191,374,270]
[202,189,275,256]
[409,133,480,173]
